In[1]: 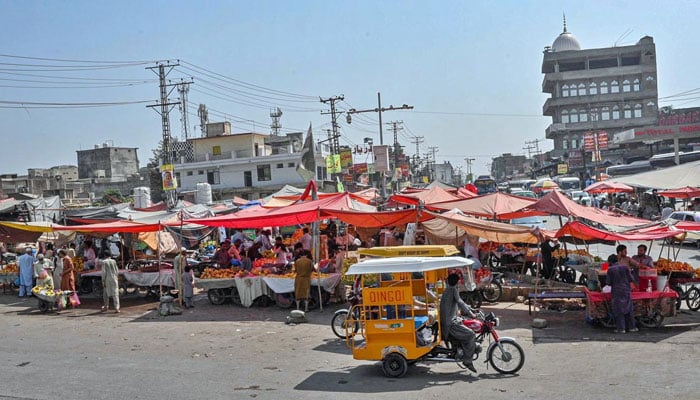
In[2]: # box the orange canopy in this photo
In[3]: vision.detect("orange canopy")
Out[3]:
[427,192,539,220]
[390,187,462,206]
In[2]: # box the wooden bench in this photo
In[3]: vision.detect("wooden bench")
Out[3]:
[528,291,586,315]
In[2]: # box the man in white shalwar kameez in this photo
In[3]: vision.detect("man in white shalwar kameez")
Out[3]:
[100,251,120,313]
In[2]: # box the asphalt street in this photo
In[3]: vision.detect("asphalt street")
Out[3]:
[1,273,699,400]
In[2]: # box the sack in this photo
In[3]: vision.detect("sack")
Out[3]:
[58,295,66,311]
[69,292,81,307]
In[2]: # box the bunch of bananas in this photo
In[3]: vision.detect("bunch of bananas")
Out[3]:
[72,257,85,272]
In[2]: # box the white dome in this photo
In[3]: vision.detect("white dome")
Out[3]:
[552,31,581,52]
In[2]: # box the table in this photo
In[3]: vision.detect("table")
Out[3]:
[123,270,175,287]
[0,273,18,294]
[585,288,678,327]
[262,273,341,294]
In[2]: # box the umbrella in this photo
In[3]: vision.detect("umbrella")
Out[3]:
[531,178,559,194]
[657,186,700,199]
[584,181,635,194]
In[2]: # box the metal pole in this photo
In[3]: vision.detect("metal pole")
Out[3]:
[378,92,386,200]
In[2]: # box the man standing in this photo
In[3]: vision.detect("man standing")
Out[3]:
[300,227,313,251]
[173,247,188,292]
[616,244,640,285]
[439,273,478,373]
[100,250,120,313]
[18,247,35,297]
[605,254,638,334]
[632,245,654,269]
[293,250,315,312]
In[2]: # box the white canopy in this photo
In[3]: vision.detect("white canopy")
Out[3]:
[609,160,700,189]
[346,256,473,275]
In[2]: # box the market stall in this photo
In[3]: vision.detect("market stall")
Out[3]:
[585,288,678,328]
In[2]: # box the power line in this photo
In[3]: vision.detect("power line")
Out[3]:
[413,110,544,118]
[0,53,156,64]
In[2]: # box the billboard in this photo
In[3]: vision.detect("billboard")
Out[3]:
[161,164,177,191]
[373,145,390,172]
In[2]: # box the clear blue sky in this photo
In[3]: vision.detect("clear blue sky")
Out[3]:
[2,0,699,178]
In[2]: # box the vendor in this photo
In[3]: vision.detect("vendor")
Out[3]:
[539,233,560,280]
[35,269,53,289]
[616,244,640,284]
[463,234,480,260]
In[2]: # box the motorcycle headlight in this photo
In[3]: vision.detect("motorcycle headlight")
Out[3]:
[494,317,500,327]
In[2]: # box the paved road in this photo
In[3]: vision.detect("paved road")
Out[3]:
[1,289,699,400]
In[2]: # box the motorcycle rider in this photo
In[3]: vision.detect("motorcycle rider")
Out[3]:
[439,272,478,373]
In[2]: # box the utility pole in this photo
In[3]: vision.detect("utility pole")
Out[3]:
[147,61,182,208]
[464,157,475,182]
[388,121,404,192]
[428,146,439,182]
[346,93,413,201]
[320,95,344,155]
[177,80,192,141]
[410,136,424,185]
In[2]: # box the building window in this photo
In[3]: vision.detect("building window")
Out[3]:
[212,145,221,156]
[186,171,193,176]
[288,162,295,168]
[198,170,204,175]
[206,169,220,185]
[601,106,610,120]
[589,82,597,95]
[257,164,271,181]
[600,81,608,94]
[624,104,632,119]
[570,109,579,123]
[577,83,586,96]
[571,138,579,149]
[633,78,640,91]
[622,80,631,93]
[611,80,619,93]
[561,85,569,97]
[634,104,642,118]
[562,139,569,150]
[612,106,620,120]
[579,110,588,122]
[590,108,598,121]
[561,110,570,124]
[276,163,284,169]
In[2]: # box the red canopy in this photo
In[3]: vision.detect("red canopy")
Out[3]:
[390,187,462,206]
[525,190,649,227]
[186,192,376,228]
[427,192,540,220]
[456,187,478,199]
[323,208,430,228]
[53,220,164,233]
[657,186,700,199]
[556,221,679,242]
[584,181,634,194]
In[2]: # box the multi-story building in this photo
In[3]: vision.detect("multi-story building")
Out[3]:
[172,128,327,201]
[76,144,140,180]
[541,20,659,171]
[490,153,529,181]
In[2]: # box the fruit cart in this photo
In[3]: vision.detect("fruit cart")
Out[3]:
[195,278,241,305]
[666,272,700,311]
[33,289,74,313]
[584,288,678,328]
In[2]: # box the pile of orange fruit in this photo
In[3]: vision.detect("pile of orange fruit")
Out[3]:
[655,258,695,275]
[2,263,19,274]
[200,267,239,279]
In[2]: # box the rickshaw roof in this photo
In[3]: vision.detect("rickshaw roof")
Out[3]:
[357,245,460,258]
[346,256,473,275]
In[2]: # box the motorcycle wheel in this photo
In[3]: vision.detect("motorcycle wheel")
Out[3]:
[382,353,408,378]
[331,310,358,339]
[685,287,700,311]
[481,281,503,303]
[460,291,482,309]
[488,339,525,374]
[207,289,227,305]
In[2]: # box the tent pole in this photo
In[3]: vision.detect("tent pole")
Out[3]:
[157,222,162,298]
[312,183,322,312]
[178,211,184,307]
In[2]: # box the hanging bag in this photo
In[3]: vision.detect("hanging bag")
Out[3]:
[69,292,81,307]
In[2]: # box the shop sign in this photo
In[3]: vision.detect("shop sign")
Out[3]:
[557,163,568,174]
[339,148,353,168]
[160,164,177,191]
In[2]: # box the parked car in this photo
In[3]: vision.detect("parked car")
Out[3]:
[510,190,537,199]
[510,216,547,229]
[569,190,592,206]
[667,211,700,246]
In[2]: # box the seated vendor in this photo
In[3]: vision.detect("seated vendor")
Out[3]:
[35,270,54,289]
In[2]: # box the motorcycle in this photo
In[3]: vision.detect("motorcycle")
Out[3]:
[423,310,525,374]
[331,289,362,338]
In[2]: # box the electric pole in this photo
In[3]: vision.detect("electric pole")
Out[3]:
[346,93,413,201]
[388,121,404,192]
[320,95,344,155]
[147,61,182,208]
[464,157,475,182]
[177,80,192,141]
[428,146,439,182]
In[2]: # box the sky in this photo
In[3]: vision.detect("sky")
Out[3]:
[1,0,700,179]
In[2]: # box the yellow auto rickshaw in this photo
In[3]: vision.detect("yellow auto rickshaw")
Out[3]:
[344,255,525,377]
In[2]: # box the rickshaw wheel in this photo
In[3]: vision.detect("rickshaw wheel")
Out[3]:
[685,287,700,311]
[382,353,408,378]
[38,299,50,313]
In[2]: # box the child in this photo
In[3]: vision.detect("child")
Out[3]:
[182,265,194,309]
